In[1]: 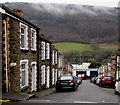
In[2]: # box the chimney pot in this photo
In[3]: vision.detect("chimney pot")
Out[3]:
[13,9,23,17]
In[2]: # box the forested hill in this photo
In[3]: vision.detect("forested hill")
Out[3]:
[4,2,118,43]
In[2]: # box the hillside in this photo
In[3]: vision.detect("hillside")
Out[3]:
[53,42,118,63]
[53,42,118,54]
[4,2,118,43]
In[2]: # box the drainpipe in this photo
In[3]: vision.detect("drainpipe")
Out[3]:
[4,20,8,92]
[50,44,52,87]
[37,29,40,91]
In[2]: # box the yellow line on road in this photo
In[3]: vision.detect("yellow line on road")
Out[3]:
[0,99,10,102]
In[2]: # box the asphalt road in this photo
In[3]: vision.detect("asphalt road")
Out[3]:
[23,80,120,103]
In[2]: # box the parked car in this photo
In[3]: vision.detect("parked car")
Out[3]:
[94,77,99,84]
[75,76,82,85]
[95,77,101,85]
[99,76,115,88]
[78,74,86,80]
[55,75,78,92]
[90,77,96,83]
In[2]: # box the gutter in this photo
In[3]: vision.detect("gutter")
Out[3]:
[3,20,8,92]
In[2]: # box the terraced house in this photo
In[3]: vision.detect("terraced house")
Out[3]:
[51,45,59,87]
[1,4,72,94]
[58,53,64,77]
[1,4,40,93]
[111,49,120,80]
[37,34,52,90]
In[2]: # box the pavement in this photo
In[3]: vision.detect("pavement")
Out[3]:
[1,88,55,102]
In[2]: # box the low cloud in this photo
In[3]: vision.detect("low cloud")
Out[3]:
[29,3,115,16]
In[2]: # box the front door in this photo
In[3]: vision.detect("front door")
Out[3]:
[31,63,37,91]
[46,67,50,88]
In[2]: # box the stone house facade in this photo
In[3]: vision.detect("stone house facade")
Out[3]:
[110,50,120,80]
[110,54,117,79]
[98,49,120,79]
[37,34,52,90]
[1,4,72,94]
[1,4,40,93]
[51,45,59,86]
[58,53,64,77]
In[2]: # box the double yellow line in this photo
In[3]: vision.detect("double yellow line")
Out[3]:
[0,99,10,102]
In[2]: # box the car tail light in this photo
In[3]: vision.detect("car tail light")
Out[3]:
[69,80,74,85]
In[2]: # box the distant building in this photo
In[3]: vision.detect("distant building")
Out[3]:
[72,63,98,78]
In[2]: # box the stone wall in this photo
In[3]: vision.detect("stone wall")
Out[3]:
[2,15,38,93]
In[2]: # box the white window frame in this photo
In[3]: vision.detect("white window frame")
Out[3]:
[20,22,28,50]
[31,28,37,51]
[55,51,58,64]
[52,68,55,85]
[41,41,45,60]
[41,65,45,85]
[31,62,37,91]
[52,50,55,65]
[46,66,50,88]
[46,43,50,59]
[117,56,120,67]
[20,59,28,89]
[55,69,58,83]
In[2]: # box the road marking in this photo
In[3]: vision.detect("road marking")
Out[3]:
[74,101,98,103]
[29,99,51,102]
[0,99,10,102]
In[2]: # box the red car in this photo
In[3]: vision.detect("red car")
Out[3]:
[78,74,86,79]
[99,76,115,88]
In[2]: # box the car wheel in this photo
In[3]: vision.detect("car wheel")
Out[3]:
[72,85,77,91]
[111,84,115,89]
[114,87,118,94]
[100,83,103,87]
[55,87,60,92]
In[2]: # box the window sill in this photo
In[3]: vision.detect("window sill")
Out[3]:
[41,59,46,61]
[31,50,37,53]
[20,48,29,51]
[21,86,29,92]
[31,49,37,51]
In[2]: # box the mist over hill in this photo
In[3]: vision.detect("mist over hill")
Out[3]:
[4,2,118,43]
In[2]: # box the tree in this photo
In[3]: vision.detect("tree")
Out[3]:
[89,60,101,68]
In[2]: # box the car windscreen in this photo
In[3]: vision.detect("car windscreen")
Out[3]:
[60,76,73,80]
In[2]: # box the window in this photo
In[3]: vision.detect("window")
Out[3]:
[55,69,57,83]
[52,68,54,85]
[55,51,58,64]
[31,28,36,51]
[46,66,50,88]
[41,41,45,60]
[41,65,45,85]
[20,60,28,89]
[31,62,37,91]
[20,23,28,50]
[117,56,120,67]
[52,50,55,65]
[46,43,50,59]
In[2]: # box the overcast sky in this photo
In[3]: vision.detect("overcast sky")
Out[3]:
[0,0,119,7]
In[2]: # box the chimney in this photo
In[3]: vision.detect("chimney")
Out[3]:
[13,9,23,17]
